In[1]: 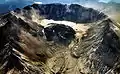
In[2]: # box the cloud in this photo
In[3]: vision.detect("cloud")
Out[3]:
[99,0,111,3]
[34,1,42,4]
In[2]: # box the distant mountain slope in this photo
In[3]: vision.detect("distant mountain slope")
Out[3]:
[0,1,32,14]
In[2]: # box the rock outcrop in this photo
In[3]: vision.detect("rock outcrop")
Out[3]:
[0,3,120,74]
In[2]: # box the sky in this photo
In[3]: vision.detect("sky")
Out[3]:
[0,0,120,4]
[99,0,111,3]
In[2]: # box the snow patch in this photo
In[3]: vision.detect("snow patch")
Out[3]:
[40,19,90,40]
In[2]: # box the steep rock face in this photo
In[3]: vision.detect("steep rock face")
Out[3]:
[14,4,106,23]
[0,3,120,74]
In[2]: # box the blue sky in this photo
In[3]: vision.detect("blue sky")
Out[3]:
[0,0,120,4]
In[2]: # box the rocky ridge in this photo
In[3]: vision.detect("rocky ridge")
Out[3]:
[0,3,120,74]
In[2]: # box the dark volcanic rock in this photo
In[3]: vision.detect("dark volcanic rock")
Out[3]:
[44,23,75,45]
[0,3,120,74]
[27,4,106,23]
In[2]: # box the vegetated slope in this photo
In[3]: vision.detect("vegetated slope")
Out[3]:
[0,3,120,74]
